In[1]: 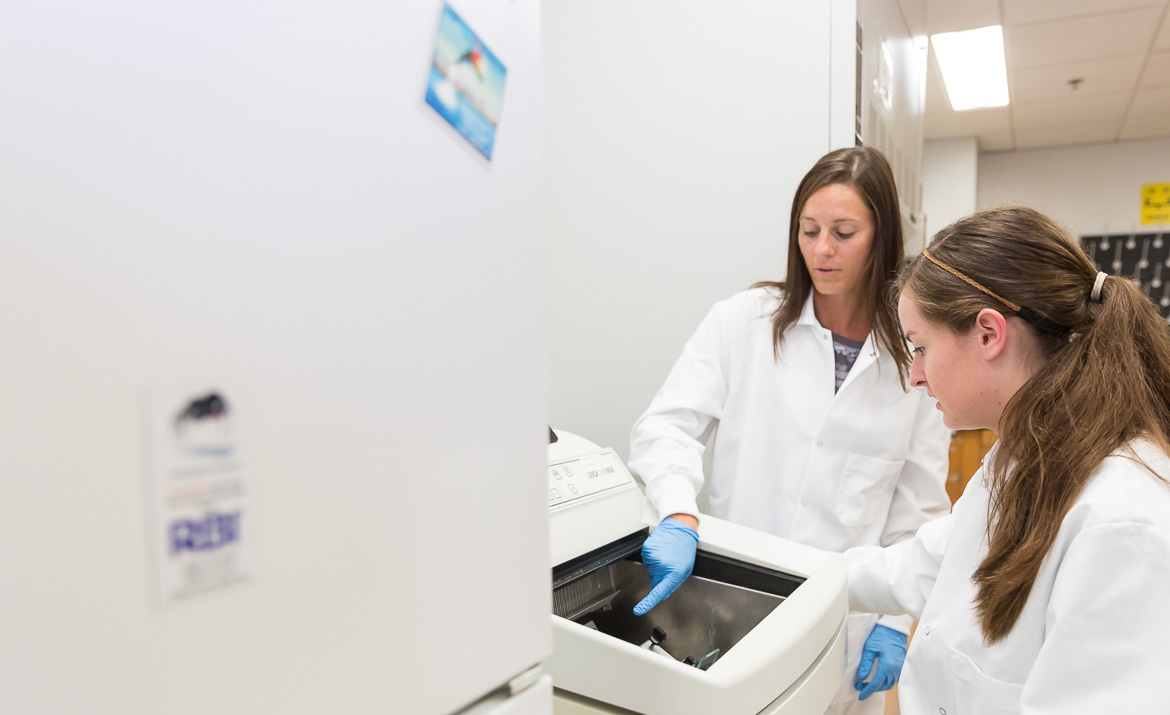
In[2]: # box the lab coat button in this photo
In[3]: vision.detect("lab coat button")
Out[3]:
[940,709,946,715]
[924,626,930,635]
[816,440,824,447]
[801,499,808,506]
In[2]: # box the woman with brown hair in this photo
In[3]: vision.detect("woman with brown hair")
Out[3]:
[628,146,952,714]
[848,205,1170,712]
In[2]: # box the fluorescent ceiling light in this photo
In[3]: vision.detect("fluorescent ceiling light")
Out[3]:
[931,25,1010,111]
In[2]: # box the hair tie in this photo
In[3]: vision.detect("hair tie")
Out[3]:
[1091,271,1107,303]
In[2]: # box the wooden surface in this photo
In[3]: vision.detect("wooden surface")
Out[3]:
[946,429,997,505]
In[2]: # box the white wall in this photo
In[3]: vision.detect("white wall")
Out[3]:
[978,138,1170,235]
[543,3,847,460]
[922,137,978,241]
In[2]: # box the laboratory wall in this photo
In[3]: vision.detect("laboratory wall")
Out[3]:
[0,2,550,714]
[922,138,978,241]
[978,137,1170,235]
[544,2,848,462]
[544,0,929,464]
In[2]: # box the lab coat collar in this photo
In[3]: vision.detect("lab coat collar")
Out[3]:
[795,289,821,327]
[794,289,881,359]
[794,288,887,395]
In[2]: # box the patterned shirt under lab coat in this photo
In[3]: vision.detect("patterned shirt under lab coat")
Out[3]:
[847,440,1170,714]
[629,287,951,712]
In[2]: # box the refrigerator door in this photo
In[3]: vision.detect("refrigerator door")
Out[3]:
[466,675,553,715]
[0,1,549,714]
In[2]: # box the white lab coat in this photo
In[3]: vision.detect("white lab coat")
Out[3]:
[629,287,951,713]
[847,440,1170,714]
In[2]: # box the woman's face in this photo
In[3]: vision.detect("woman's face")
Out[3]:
[899,291,993,430]
[798,183,875,301]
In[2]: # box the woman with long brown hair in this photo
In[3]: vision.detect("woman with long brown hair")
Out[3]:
[848,205,1170,712]
[628,146,952,714]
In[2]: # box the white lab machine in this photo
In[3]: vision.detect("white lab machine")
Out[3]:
[547,430,847,714]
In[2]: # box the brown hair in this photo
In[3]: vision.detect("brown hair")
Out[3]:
[899,206,1170,643]
[753,147,910,387]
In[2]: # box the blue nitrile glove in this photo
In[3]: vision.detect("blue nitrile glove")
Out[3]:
[854,624,908,701]
[632,518,699,616]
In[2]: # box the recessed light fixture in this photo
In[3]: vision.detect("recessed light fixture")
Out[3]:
[930,25,1010,111]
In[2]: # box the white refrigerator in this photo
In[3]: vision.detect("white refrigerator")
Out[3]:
[0,1,550,713]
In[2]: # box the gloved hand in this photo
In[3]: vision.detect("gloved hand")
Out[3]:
[632,517,699,616]
[854,624,908,701]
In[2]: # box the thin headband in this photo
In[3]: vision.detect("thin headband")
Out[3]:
[921,250,1069,337]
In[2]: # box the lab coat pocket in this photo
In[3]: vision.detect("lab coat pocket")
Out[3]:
[834,453,903,527]
[953,650,1024,714]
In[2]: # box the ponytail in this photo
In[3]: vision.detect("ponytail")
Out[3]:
[976,274,1170,641]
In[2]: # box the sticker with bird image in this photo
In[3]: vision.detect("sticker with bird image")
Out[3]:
[425,3,507,160]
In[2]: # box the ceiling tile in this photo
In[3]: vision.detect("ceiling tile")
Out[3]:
[926,0,1001,35]
[925,103,1014,149]
[924,0,1170,153]
[926,105,1012,135]
[1012,93,1131,128]
[1012,56,1144,101]
[1120,112,1170,139]
[1006,8,1162,68]
[1145,52,1170,88]
[1156,10,1170,51]
[1128,86,1170,115]
[1014,120,1123,148]
[1002,0,1162,27]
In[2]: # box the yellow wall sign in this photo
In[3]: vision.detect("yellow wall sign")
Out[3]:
[1143,183,1170,225]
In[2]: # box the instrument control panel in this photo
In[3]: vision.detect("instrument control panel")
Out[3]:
[547,449,632,508]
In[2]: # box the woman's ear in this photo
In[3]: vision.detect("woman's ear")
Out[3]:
[974,308,1009,360]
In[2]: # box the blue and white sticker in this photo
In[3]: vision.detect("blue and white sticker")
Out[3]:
[148,383,252,603]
